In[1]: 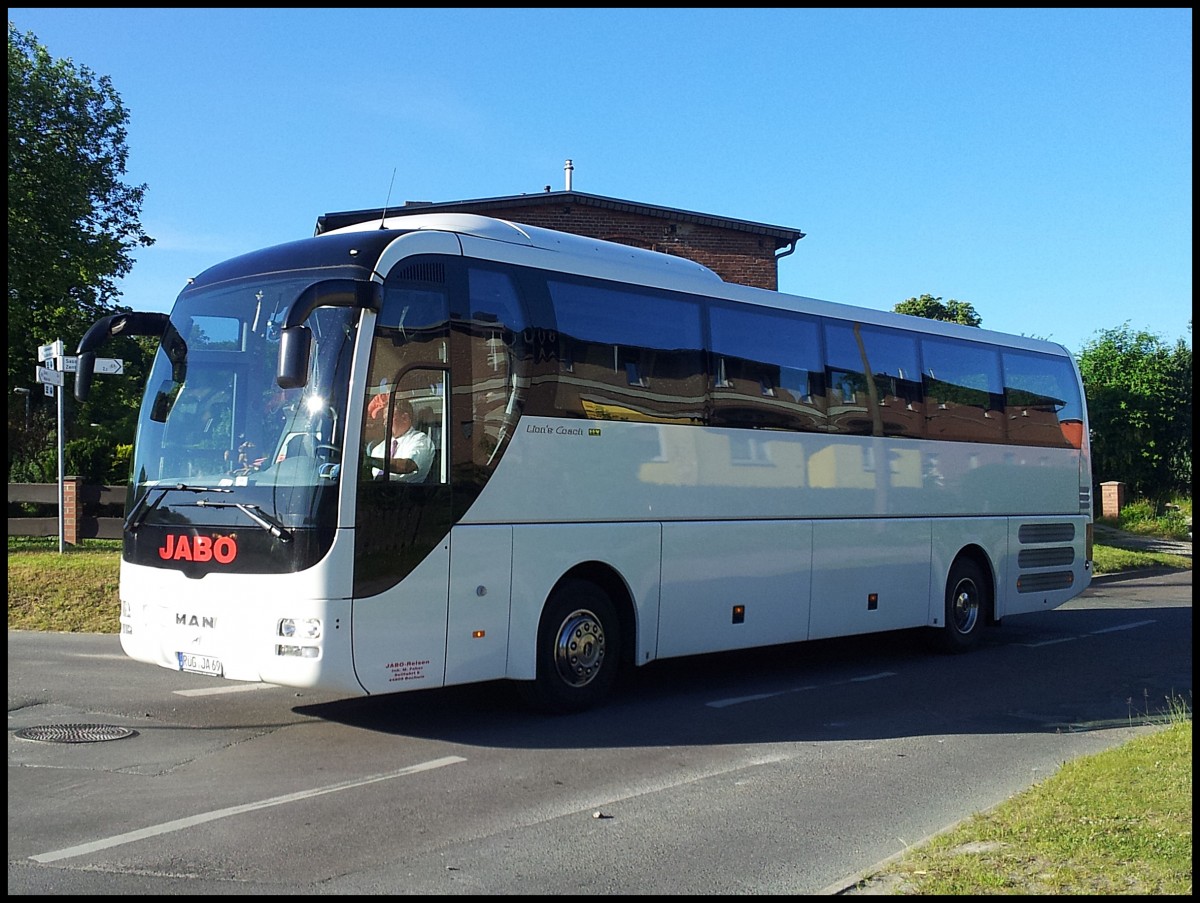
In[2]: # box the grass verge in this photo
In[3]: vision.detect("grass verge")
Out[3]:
[850,702,1192,895]
[1092,544,1191,575]
[7,539,122,634]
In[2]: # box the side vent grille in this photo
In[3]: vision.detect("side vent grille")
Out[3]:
[1016,521,1077,594]
[1018,547,1075,568]
[1017,572,1075,593]
[394,261,446,285]
[1018,523,1075,543]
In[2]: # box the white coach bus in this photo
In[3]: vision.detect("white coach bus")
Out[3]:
[74,213,1093,712]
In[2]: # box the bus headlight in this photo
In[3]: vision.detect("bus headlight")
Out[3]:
[278,617,321,640]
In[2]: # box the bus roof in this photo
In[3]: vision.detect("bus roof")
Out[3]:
[323,212,1072,359]
[321,211,725,287]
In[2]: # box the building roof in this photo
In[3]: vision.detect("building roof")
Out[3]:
[315,190,805,252]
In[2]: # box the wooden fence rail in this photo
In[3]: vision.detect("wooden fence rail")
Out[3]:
[8,481,125,543]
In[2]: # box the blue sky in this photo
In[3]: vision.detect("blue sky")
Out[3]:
[9,8,1192,354]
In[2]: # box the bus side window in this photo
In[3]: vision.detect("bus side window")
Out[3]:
[465,266,528,469]
[360,380,443,485]
[1001,351,1081,448]
[362,266,451,484]
[709,304,824,432]
[549,279,704,424]
[921,337,1004,443]
[863,327,923,439]
[824,322,924,439]
[823,322,874,436]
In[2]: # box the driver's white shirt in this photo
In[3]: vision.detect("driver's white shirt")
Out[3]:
[369,427,434,482]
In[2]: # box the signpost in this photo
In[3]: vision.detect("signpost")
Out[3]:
[35,366,63,386]
[56,356,124,375]
[32,340,125,552]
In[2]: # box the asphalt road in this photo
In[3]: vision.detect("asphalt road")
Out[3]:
[7,569,1192,895]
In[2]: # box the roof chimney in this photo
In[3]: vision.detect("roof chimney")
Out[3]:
[564,159,574,191]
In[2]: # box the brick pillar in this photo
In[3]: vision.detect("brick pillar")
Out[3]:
[1100,481,1126,519]
[63,476,81,545]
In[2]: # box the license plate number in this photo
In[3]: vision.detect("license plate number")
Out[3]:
[176,652,223,676]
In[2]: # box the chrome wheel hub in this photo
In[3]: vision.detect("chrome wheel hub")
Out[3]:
[553,609,606,687]
[952,580,980,634]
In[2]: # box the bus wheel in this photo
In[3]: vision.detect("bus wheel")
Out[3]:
[935,558,990,653]
[522,579,620,714]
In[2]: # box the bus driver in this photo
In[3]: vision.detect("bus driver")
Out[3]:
[366,395,434,482]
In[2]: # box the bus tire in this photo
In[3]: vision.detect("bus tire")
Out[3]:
[934,558,990,653]
[521,579,620,714]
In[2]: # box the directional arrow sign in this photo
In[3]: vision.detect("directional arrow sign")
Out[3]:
[58,356,124,375]
[38,341,63,363]
[35,365,64,386]
[93,357,125,375]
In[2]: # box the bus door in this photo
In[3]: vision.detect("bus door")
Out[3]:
[350,365,454,693]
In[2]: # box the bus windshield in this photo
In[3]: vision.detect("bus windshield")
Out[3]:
[126,273,360,572]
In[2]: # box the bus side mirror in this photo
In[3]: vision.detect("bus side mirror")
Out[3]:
[74,352,96,402]
[74,310,179,402]
[277,326,311,390]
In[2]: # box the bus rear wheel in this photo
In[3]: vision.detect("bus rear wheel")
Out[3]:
[521,579,620,714]
[934,558,990,653]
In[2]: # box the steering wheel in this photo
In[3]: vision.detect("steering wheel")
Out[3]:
[314,444,341,465]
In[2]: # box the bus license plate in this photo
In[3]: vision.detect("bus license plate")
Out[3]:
[177,652,223,676]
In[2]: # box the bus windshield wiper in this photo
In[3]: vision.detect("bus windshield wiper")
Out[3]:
[125,484,232,533]
[194,499,293,542]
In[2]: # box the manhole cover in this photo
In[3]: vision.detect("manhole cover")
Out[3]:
[14,724,138,743]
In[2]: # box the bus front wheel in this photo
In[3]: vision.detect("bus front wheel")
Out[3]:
[934,558,990,653]
[521,579,620,714]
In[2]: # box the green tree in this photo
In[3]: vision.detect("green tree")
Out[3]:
[894,294,982,327]
[8,23,154,483]
[1077,323,1192,502]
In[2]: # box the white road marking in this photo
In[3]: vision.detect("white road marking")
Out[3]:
[1019,619,1157,647]
[173,683,280,696]
[1088,619,1157,634]
[708,692,782,708]
[29,755,467,864]
[707,672,896,708]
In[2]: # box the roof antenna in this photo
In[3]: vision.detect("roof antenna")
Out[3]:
[378,168,397,230]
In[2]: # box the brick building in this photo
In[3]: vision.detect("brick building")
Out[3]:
[316,186,805,292]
